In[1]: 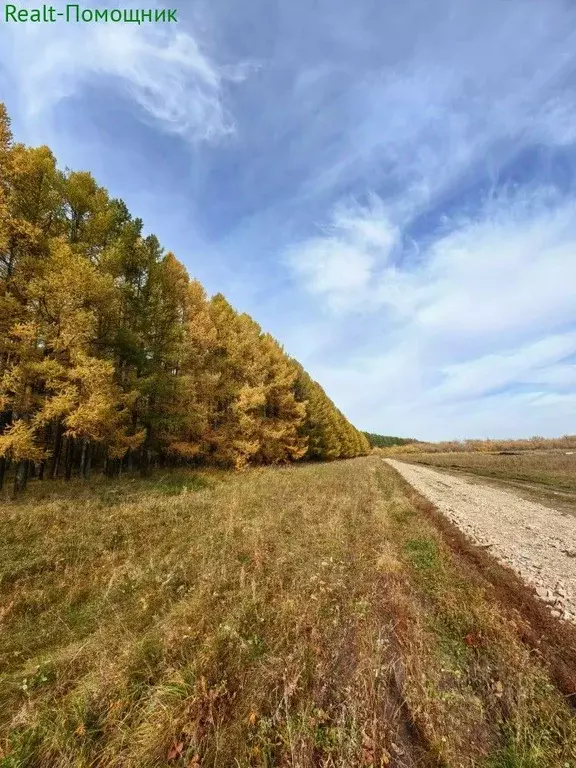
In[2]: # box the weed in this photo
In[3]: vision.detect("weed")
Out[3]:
[0,460,575,767]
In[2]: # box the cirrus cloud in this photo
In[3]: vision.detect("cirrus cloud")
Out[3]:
[0,1,250,142]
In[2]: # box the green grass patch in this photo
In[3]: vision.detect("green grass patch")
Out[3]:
[403,537,440,571]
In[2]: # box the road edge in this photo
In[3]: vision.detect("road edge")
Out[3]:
[387,462,576,707]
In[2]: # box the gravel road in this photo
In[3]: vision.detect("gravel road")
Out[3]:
[386,458,576,623]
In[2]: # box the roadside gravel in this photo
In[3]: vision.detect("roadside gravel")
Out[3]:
[386,458,576,624]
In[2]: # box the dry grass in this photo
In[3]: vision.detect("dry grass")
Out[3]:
[395,451,576,493]
[0,458,575,767]
[382,436,576,455]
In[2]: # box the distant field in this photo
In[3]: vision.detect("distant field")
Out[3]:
[1,458,575,766]
[397,451,576,493]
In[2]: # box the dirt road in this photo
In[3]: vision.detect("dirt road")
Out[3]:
[387,458,576,623]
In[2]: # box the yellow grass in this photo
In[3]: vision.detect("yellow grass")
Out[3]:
[0,459,574,766]
[395,451,576,493]
[384,435,576,454]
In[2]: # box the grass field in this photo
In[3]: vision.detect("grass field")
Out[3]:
[395,451,576,494]
[1,458,575,767]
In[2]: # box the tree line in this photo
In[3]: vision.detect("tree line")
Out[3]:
[0,104,370,494]
[385,435,576,455]
[363,433,418,448]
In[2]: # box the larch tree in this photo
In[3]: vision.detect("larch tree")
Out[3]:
[163,279,218,463]
[254,334,307,463]
[206,296,266,468]
[0,101,371,491]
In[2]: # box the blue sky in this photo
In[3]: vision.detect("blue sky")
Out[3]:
[2,0,576,440]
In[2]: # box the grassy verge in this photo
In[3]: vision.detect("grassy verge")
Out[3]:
[394,451,576,494]
[0,458,575,766]
[375,465,576,767]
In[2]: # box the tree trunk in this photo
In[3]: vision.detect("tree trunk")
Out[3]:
[38,424,50,481]
[13,460,28,497]
[65,437,74,481]
[140,449,150,477]
[51,421,64,479]
[85,443,92,479]
[140,424,152,477]
[79,439,88,479]
[0,457,5,491]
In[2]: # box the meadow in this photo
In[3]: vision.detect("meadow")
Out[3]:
[393,451,576,494]
[1,457,575,767]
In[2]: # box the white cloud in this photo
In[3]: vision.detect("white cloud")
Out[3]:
[411,193,576,339]
[313,341,576,441]
[293,0,576,260]
[525,365,576,390]
[1,2,248,142]
[288,188,576,439]
[288,189,576,329]
[286,196,398,311]
[435,333,576,401]
[3,0,574,442]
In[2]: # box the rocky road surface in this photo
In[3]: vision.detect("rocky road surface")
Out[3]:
[386,458,576,623]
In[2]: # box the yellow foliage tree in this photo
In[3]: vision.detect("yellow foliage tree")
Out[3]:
[0,101,370,491]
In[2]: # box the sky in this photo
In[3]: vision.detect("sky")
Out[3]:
[1,0,576,440]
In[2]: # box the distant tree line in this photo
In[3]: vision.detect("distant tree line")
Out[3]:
[0,104,370,494]
[362,433,419,448]
[385,436,576,454]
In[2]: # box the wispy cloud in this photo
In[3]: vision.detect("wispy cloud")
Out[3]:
[285,196,398,312]
[289,189,576,326]
[287,186,576,439]
[296,7,576,211]
[434,333,576,401]
[1,2,249,141]
[2,0,575,440]
[275,1,576,439]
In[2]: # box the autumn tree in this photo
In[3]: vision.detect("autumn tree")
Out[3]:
[0,101,369,491]
[254,335,307,464]
[205,295,265,468]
